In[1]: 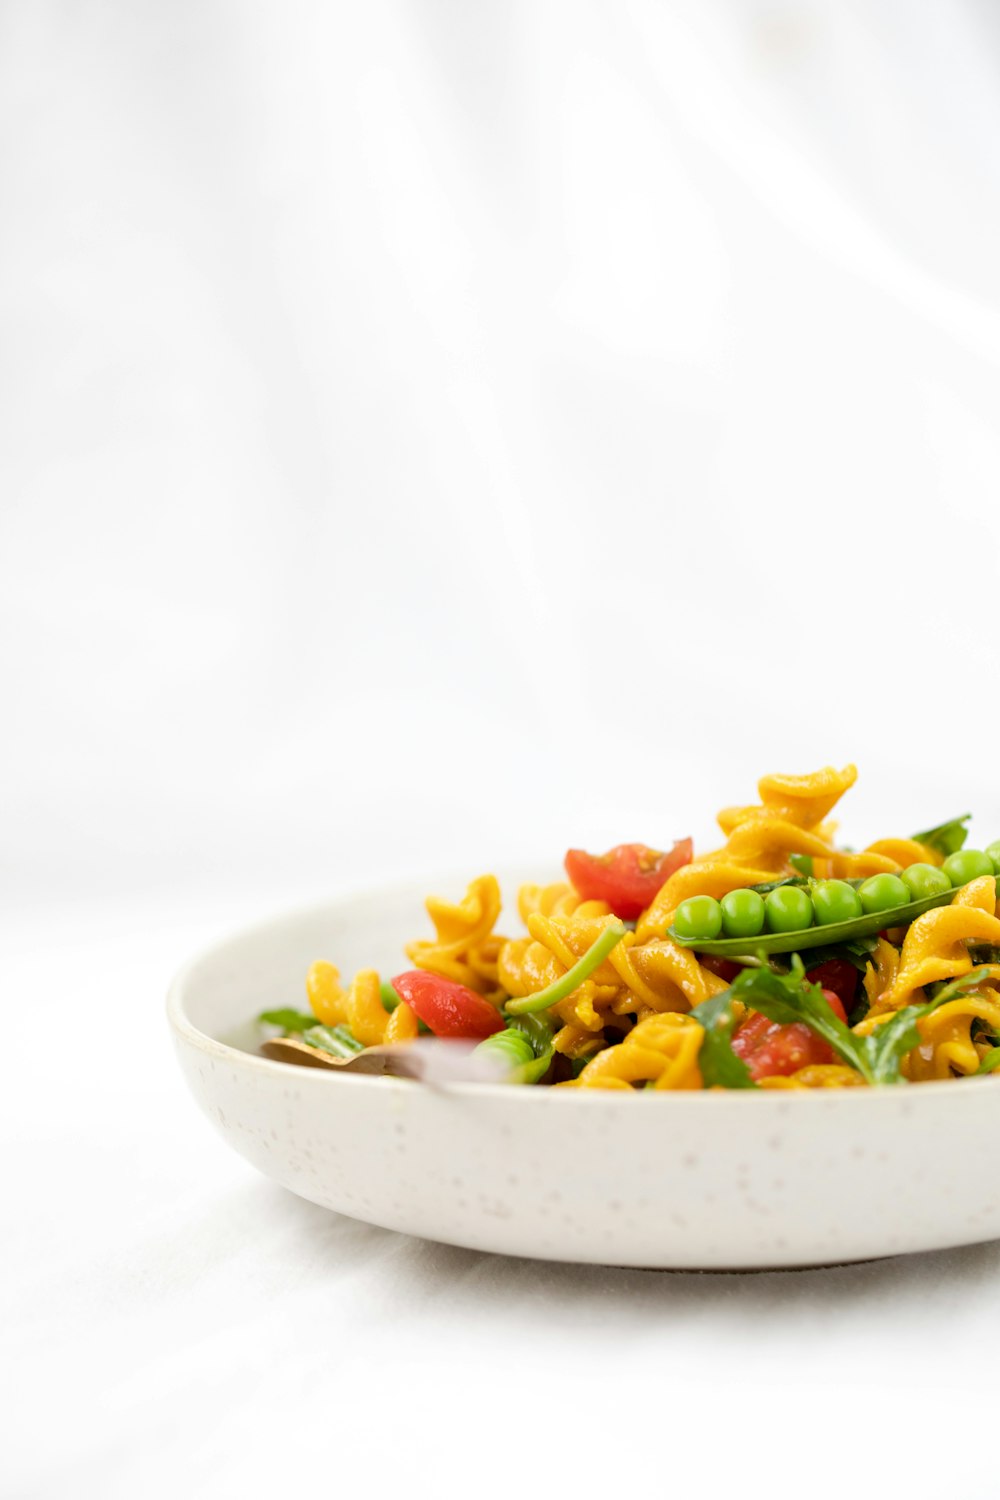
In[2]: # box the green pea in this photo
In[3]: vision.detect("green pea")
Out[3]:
[942,849,996,887]
[857,873,910,915]
[720,888,766,939]
[901,862,952,901]
[673,895,723,942]
[764,885,814,934]
[810,879,863,927]
[986,841,1000,875]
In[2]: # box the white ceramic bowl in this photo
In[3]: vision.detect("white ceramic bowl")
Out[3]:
[168,875,1000,1268]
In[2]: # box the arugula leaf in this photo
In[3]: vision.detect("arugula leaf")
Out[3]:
[858,1008,929,1085]
[725,959,853,1054]
[926,969,998,1006]
[689,991,757,1089]
[725,959,984,1086]
[912,814,970,857]
[258,1008,322,1033]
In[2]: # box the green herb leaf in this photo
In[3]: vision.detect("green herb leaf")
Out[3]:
[912,814,970,857]
[726,959,989,1086]
[688,991,757,1089]
[788,854,814,877]
[726,958,851,1054]
[258,1008,322,1034]
[977,1048,1000,1075]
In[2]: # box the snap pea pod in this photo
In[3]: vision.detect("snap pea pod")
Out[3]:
[504,922,627,1015]
[669,885,959,957]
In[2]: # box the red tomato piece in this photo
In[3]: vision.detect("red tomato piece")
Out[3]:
[564,839,694,921]
[805,961,856,1016]
[699,955,745,985]
[731,1010,776,1059]
[732,988,846,1080]
[745,1022,836,1081]
[389,971,505,1040]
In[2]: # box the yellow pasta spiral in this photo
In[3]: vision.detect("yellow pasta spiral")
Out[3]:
[881,877,1000,1009]
[405,874,506,997]
[497,935,562,998]
[862,938,902,1018]
[306,960,348,1026]
[757,1065,865,1090]
[306,962,402,1046]
[905,993,1000,1080]
[727,764,859,831]
[575,1013,705,1090]
[510,909,727,1027]
[516,881,611,924]
[346,969,389,1047]
[636,764,879,939]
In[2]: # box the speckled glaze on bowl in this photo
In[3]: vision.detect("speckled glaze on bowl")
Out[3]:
[168,875,1000,1269]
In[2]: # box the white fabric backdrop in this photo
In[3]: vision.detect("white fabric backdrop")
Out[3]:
[5,2,1000,1495]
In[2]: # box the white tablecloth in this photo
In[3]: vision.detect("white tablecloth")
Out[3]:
[7,892,1000,1500]
[7,1,1000,1491]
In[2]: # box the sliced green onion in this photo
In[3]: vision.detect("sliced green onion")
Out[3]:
[300,1023,365,1058]
[510,1048,554,1084]
[473,1027,554,1084]
[505,1011,555,1054]
[504,922,627,1016]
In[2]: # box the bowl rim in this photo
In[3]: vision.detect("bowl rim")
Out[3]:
[166,883,1000,1108]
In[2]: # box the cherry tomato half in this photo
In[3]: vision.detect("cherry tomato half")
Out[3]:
[389,971,505,1040]
[732,988,846,1081]
[564,839,694,921]
[743,1022,836,1081]
[698,955,746,985]
[804,961,857,1016]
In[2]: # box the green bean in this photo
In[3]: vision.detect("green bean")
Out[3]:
[504,922,627,1016]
